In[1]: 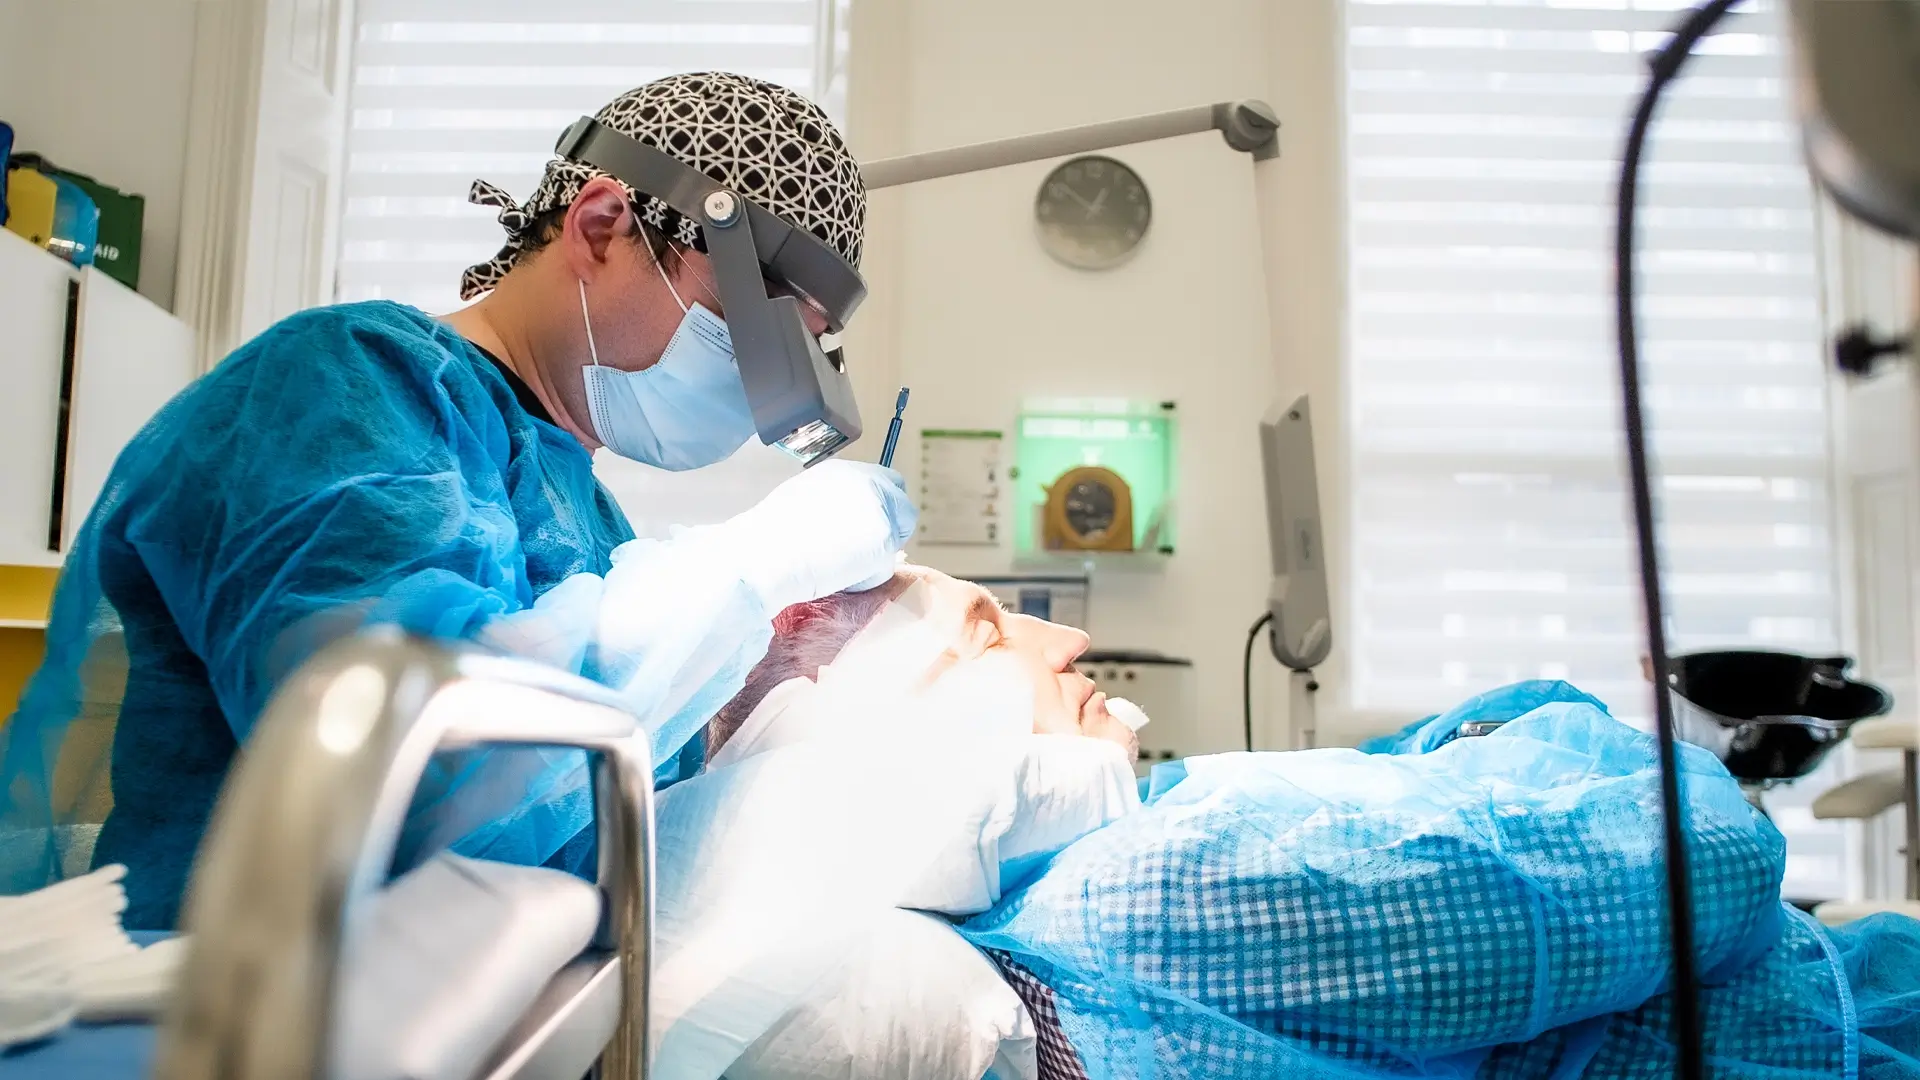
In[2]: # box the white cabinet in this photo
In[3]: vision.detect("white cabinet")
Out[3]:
[0,229,73,566]
[0,230,198,566]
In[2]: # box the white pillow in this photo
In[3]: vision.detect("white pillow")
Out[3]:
[724,909,1037,1080]
[895,733,1142,914]
[650,731,1136,1080]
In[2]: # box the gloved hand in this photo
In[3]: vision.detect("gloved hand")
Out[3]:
[720,460,918,613]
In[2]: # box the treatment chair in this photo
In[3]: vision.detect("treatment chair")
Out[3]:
[1,630,655,1080]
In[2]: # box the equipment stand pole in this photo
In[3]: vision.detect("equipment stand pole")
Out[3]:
[1288,668,1319,750]
[1905,749,1919,901]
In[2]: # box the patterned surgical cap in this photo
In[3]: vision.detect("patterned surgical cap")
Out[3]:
[459,71,867,301]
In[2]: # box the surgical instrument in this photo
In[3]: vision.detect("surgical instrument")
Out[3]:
[878,387,909,468]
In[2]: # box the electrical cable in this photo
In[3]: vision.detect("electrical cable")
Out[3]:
[1243,611,1272,752]
[1614,3,1738,1077]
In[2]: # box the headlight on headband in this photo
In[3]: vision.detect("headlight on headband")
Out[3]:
[777,419,851,463]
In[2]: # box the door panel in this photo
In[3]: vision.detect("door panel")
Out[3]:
[238,0,353,342]
[1830,198,1920,902]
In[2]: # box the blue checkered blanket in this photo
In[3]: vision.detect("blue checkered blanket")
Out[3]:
[962,681,1920,1079]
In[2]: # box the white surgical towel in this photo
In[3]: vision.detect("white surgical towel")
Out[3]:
[0,864,185,1048]
[332,853,603,1080]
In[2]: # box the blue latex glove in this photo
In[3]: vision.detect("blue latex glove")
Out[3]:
[720,460,918,612]
[474,460,914,802]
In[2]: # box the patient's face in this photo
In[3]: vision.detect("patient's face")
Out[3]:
[908,569,1138,760]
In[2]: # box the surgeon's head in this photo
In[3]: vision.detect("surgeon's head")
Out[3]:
[447,72,866,468]
[710,566,1139,762]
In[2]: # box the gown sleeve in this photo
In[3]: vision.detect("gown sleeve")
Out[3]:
[124,306,774,872]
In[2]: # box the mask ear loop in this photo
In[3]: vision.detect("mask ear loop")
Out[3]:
[653,243,692,315]
[659,235,733,315]
[577,279,602,367]
[655,229,824,328]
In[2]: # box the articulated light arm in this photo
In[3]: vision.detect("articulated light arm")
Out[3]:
[860,100,1280,190]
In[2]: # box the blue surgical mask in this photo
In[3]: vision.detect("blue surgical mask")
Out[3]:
[579,256,756,470]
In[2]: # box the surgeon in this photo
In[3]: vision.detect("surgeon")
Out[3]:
[0,72,915,929]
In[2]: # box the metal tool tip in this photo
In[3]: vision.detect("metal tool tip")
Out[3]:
[894,387,910,413]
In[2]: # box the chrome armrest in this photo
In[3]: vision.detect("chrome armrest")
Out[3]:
[151,629,654,1080]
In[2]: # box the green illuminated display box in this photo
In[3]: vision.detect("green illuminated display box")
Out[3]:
[1012,399,1176,559]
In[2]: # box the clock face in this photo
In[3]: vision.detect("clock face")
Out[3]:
[1063,479,1119,538]
[1035,155,1151,270]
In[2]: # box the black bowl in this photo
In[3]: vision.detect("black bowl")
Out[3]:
[1666,650,1892,783]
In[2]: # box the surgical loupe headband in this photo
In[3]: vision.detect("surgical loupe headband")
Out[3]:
[555,116,870,465]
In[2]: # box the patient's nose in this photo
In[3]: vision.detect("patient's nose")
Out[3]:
[1043,622,1091,672]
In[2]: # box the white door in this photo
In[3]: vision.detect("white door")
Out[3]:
[176,0,355,365]
[238,0,354,341]
[1828,200,1920,902]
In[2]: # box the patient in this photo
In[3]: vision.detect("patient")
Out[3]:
[706,566,1138,765]
[689,565,1919,1080]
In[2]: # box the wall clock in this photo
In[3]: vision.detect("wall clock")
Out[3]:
[1034,155,1151,270]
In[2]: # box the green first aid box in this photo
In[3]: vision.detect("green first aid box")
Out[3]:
[8,154,144,291]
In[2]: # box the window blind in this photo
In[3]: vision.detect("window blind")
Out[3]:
[338,0,841,313]
[1345,1,1845,894]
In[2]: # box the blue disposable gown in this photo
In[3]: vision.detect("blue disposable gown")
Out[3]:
[0,301,769,928]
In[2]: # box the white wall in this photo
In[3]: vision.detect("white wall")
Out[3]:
[843,0,1348,750]
[0,0,199,311]
[0,7,25,128]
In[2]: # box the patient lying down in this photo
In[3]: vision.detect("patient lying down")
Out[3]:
[704,565,1138,767]
[656,567,1917,1080]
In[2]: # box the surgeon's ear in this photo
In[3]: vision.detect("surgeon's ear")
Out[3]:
[561,177,636,280]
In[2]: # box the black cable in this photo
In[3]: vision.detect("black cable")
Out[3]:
[1244,612,1272,752]
[1615,3,1738,1077]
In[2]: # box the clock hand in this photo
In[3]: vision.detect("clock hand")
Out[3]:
[1060,186,1097,213]
[1087,187,1110,217]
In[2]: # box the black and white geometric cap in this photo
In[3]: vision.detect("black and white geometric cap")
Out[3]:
[460,72,867,301]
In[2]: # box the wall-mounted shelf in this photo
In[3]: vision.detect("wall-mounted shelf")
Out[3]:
[0,619,49,631]
[1011,548,1175,575]
[0,552,66,570]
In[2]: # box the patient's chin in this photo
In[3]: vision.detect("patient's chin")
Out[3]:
[1079,704,1139,763]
